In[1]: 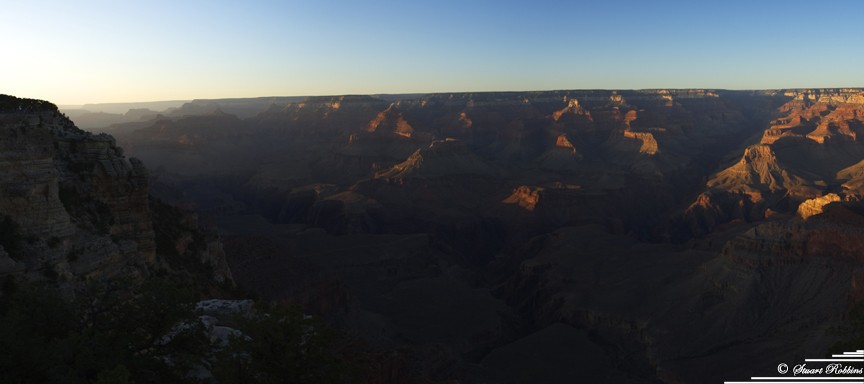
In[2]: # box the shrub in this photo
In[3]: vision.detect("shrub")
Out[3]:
[0,280,206,383]
[213,304,356,384]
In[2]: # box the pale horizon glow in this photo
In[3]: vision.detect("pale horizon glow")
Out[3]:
[2,0,863,105]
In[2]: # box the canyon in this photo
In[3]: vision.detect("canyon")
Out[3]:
[1,89,862,383]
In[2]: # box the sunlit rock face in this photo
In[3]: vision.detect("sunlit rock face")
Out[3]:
[686,89,864,235]
[622,130,659,155]
[374,138,497,182]
[503,185,544,211]
[367,104,414,138]
[798,193,842,219]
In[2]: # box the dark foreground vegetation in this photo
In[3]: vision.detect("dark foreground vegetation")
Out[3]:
[0,278,354,384]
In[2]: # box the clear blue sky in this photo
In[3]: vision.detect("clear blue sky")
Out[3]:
[2,0,862,105]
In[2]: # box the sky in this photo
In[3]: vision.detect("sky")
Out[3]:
[1,0,863,105]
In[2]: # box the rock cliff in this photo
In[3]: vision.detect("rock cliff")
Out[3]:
[374,138,497,181]
[686,88,864,234]
[0,94,231,288]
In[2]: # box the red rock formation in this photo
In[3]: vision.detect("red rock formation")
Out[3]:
[687,89,864,235]
[797,193,842,219]
[374,139,496,182]
[367,104,415,138]
[502,186,544,211]
[622,130,660,155]
[554,134,576,150]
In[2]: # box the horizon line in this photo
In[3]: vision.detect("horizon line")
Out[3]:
[54,86,864,108]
